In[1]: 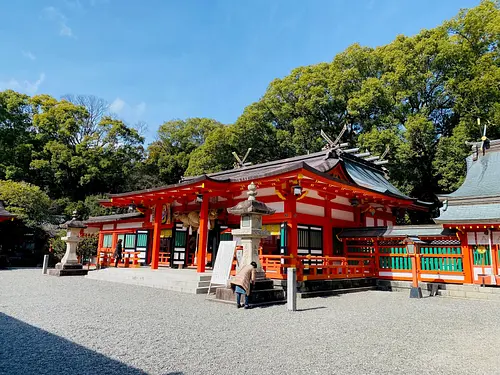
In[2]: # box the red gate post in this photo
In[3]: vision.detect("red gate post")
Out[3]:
[405,237,423,299]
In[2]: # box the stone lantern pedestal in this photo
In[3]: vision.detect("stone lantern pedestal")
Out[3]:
[48,212,89,277]
[215,182,285,306]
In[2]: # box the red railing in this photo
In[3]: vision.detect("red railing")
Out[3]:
[158,252,170,266]
[96,249,140,268]
[258,255,376,281]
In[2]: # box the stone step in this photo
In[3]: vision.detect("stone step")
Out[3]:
[85,268,211,294]
[299,286,377,299]
[48,269,89,277]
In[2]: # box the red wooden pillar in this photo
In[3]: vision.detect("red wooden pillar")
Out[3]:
[151,201,162,270]
[111,231,118,267]
[459,231,473,284]
[197,197,209,273]
[97,231,104,267]
[111,231,118,251]
[489,229,498,284]
[323,197,333,257]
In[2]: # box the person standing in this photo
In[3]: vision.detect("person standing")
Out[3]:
[231,261,257,309]
[114,239,123,268]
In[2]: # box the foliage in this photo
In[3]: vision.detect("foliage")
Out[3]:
[77,234,99,261]
[0,0,499,228]
[0,180,51,227]
[147,118,223,183]
[49,230,67,260]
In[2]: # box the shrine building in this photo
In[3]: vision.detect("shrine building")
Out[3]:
[434,137,500,285]
[88,145,430,281]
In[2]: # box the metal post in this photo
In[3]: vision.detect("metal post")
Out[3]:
[287,267,297,311]
[42,254,49,274]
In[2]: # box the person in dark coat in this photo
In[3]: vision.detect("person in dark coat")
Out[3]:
[114,239,123,267]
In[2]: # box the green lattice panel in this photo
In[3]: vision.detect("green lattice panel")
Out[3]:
[419,247,463,272]
[137,233,147,247]
[175,231,187,247]
[125,234,136,249]
[473,249,491,266]
[103,234,112,248]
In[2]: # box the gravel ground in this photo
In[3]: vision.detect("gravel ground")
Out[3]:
[1,269,500,375]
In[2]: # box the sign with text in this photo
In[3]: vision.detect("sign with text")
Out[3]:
[210,241,237,286]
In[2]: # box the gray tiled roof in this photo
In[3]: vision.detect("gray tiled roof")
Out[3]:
[339,225,455,238]
[434,203,500,223]
[85,212,143,223]
[182,149,411,200]
[442,143,500,199]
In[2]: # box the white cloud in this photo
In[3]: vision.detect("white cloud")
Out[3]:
[109,97,126,114]
[0,73,46,95]
[43,6,75,38]
[22,50,36,60]
[109,98,146,121]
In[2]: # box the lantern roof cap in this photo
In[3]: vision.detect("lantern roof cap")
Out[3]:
[227,182,276,216]
[60,211,87,229]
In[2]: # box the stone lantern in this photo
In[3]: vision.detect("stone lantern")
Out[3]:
[215,182,284,306]
[227,182,275,274]
[48,211,89,277]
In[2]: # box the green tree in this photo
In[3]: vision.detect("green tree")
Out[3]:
[0,180,51,227]
[0,90,34,181]
[147,118,223,183]
[28,95,145,199]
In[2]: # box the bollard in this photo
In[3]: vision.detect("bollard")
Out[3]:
[287,267,297,311]
[42,254,49,274]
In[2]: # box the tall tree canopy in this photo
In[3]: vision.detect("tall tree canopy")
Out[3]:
[0,0,499,227]
[189,0,500,203]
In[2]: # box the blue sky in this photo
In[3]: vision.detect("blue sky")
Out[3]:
[0,0,480,142]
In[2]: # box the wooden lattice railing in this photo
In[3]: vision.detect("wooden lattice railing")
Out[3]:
[96,249,140,268]
[258,255,376,281]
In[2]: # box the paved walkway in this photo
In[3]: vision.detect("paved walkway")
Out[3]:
[1,269,500,375]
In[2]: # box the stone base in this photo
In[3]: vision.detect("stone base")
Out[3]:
[47,263,88,277]
[409,286,423,298]
[214,278,285,307]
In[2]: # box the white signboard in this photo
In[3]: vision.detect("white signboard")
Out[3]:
[207,241,237,294]
[493,231,500,244]
[468,232,490,245]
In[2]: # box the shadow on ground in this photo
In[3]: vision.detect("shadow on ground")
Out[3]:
[0,312,183,375]
[296,306,327,312]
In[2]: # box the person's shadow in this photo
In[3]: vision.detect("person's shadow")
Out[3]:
[0,312,183,375]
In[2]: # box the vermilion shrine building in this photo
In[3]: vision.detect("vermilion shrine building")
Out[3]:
[87,136,500,287]
[88,146,429,278]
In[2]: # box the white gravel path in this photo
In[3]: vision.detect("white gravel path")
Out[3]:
[1,269,500,375]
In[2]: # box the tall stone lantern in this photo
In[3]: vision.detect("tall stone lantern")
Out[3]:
[215,182,285,306]
[48,211,89,277]
[227,182,275,275]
